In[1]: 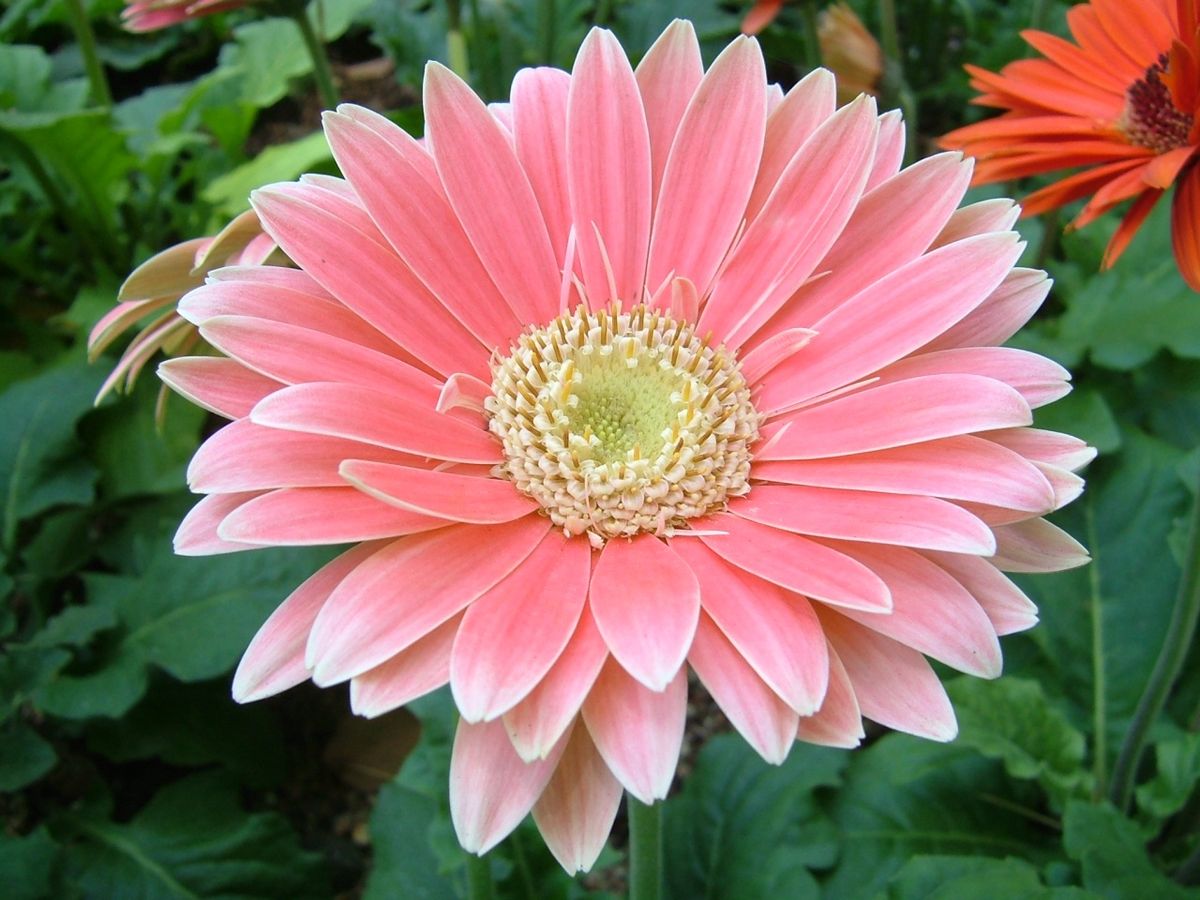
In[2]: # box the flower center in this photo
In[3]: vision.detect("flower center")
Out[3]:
[1121,53,1195,153]
[486,304,759,544]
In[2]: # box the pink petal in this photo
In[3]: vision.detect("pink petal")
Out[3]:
[581,660,686,803]
[695,514,891,612]
[702,95,878,349]
[739,327,817,386]
[872,347,1071,409]
[818,609,958,741]
[424,63,561,324]
[865,109,906,191]
[339,460,538,525]
[306,517,551,684]
[349,614,462,717]
[987,427,1097,472]
[178,279,404,357]
[158,357,282,420]
[752,435,1055,512]
[217,487,446,546]
[923,268,1051,352]
[118,236,210,301]
[504,608,609,762]
[634,19,704,203]
[512,67,574,262]
[930,198,1020,249]
[568,28,653,303]
[756,231,1023,412]
[731,484,997,555]
[233,541,385,702]
[753,152,974,333]
[198,315,440,401]
[757,375,1033,457]
[646,36,767,296]
[249,382,500,464]
[689,612,800,764]
[795,646,864,748]
[923,550,1039,636]
[437,372,491,414]
[174,491,261,556]
[532,725,622,874]
[991,519,1091,572]
[251,184,489,378]
[672,539,828,713]
[451,534,591,721]
[589,535,700,691]
[745,68,837,221]
[188,419,415,492]
[451,718,566,854]
[89,296,176,358]
[827,543,1002,678]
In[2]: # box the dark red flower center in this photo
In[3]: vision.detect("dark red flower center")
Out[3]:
[1122,53,1195,153]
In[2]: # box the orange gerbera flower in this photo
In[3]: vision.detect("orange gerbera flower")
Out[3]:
[941,0,1200,290]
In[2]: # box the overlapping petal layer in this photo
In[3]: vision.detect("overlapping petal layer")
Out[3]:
[160,21,1090,872]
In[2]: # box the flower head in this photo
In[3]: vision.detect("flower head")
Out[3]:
[121,0,253,32]
[940,0,1200,289]
[164,21,1090,872]
[89,210,281,411]
[819,3,884,103]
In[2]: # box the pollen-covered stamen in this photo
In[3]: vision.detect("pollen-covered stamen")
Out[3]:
[486,304,759,544]
[1121,53,1195,153]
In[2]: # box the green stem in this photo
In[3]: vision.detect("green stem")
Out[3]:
[877,0,918,163]
[445,0,470,82]
[1028,0,1049,33]
[1087,500,1108,800]
[465,852,494,900]
[800,1,822,72]
[291,9,339,109]
[593,0,614,27]
[1109,463,1200,811]
[62,0,112,107]
[628,796,662,900]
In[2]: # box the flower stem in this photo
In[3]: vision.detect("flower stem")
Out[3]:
[799,1,822,72]
[627,796,662,900]
[62,0,112,107]
[465,852,495,900]
[291,8,339,110]
[877,0,918,164]
[1108,462,1200,811]
[537,0,557,64]
[444,0,471,82]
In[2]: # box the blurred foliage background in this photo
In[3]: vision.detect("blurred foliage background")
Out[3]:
[2,0,1199,897]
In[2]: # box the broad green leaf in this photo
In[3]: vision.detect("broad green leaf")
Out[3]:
[886,854,1094,899]
[0,646,70,723]
[0,828,59,900]
[219,18,312,109]
[663,735,846,899]
[1014,430,1189,758]
[35,540,334,719]
[0,720,55,790]
[0,43,87,116]
[0,360,104,553]
[824,734,1057,897]
[23,598,117,649]
[366,784,461,900]
[1033,387,1121,455]
[1136,733,1200,822]
[57,771,329,900]
[946,677,1088,806]
[1062,801,1196,899]
[201,129,333,217]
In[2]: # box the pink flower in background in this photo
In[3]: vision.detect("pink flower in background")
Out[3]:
[164,21,1090,872]
[121,0,253,32]
[89,210,282,411]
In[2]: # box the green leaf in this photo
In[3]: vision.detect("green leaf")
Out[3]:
[1136,733,1200,822]
[57,771,329,900]
[24,599,118,649]
[218,18,312,109]
[0,719,55,790]
[0,43,87,116]
[1014,430,1190,757]
[1062,801,1196,899]
[886,855,1094,899]
[0,645,70,722]
[0,360,104,553]
[1033,387,1121,455]
[366,783,461,900]
[0,828,60,900]
[200,129,333,217]
[35,540,335,719]
[663,735,846,899]
[946,677,1088,806]
[824,734,1058,897]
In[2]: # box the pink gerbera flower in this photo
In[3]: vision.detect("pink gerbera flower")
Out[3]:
[164,21,1091,872]
[121,0,254,32]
